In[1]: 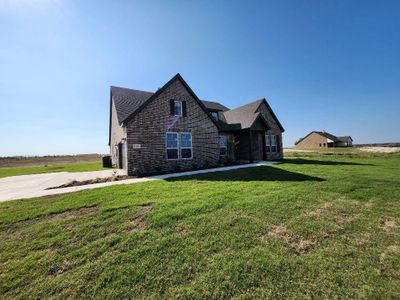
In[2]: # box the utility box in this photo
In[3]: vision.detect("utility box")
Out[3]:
[102,155,112,168]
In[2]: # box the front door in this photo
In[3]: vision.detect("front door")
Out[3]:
[118,142,126,169]
[253,132,264,161]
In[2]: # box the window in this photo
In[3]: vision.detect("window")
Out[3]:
[265,133,277,152]
[265,133,271,152]
[166,133,178,160]
[211,111,219,121]
[319,143,322,147]
[323,143,326,147]
[219,135,227,155]
[173,100,182,116]
[180,133,192,159]
[166,132,192,160]
[271,135,277,152]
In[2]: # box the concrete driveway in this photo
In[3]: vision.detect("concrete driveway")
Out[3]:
[0,161,277,202]
[0,169,127,202]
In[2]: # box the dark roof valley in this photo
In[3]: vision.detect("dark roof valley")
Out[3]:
[201,100,229,112]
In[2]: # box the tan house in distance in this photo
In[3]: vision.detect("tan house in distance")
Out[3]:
[295,131,353,149]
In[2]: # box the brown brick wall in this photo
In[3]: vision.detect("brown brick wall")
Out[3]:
[264,130,283,160]
[295,132,328,149]
[125,79,219,176]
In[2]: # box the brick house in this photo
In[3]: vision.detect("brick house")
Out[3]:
[108,74,284,176]
[294,131,353,149]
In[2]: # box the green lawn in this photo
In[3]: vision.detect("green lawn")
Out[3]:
[0,154,399,298]
[0,162,105,179]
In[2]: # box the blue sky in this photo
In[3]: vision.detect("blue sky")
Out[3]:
[1,0,399,156]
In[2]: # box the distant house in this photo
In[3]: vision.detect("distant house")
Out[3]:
[295,131,353,149]
[108,73,284,176]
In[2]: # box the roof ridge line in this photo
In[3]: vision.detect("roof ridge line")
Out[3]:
[111,85,154,94]
[227,98,264,112]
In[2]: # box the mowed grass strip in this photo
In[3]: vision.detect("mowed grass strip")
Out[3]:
[0,154,399,298]
[0,162,105,179]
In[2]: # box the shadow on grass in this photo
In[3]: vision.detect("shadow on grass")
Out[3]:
[165,165,325,182]
[283,158,373,166]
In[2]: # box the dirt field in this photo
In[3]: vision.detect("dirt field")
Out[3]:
[358,147,400,153]
[0,154,103,168]
[285,146,400,155]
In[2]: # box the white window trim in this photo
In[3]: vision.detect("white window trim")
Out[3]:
[173,100,183,117]
[219,135,227,156]
[180,132,193,160]
[166,132,179,160]
[265,133,270,147]
[265,133,277,153]
[271,134,277,152]
[265,133,271,152]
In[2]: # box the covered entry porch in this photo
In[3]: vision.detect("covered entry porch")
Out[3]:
[233,129,282,162]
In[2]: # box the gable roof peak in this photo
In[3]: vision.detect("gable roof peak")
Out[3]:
[295,130,339,145]
[221,97,284,132]
[117,73,220,128]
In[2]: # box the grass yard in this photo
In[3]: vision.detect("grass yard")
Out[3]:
[0,153,399,298]
[0,162,105,179]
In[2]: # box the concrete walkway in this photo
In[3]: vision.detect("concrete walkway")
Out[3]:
[0,161,277,202]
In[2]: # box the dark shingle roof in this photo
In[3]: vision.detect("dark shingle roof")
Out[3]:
[337,136,353,142]
[215,120,242,131]
[222,99,265,129]
[316,131,338,141]
[110,75,284,135]
[111,86,154,124]
[110,74,220,130]
[201,100,229,111]
[109,74,223,145]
